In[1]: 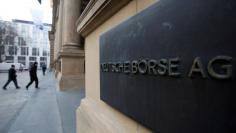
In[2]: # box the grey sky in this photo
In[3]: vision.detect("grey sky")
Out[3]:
[0,0,52,24]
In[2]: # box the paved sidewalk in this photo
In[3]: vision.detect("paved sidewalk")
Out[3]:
[7,72,63,133]
[0,71,85,133]
[56,87,85,133]
[0,71,43,133]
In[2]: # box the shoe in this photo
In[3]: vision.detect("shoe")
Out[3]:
[35,87,40,89]
[16,86,20,89]
[26,86,29,90]
[2,87,7,90]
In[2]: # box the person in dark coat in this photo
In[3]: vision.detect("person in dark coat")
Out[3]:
[2,65,20,90]
[42,63,47,75]
[26,62,39,90]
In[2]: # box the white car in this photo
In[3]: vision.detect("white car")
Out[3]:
[0,62,25,72]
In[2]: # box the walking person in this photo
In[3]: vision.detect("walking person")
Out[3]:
[2,65,20,90]
[42,63,47,75]
[26,62,39,90]
[19,64,23,72]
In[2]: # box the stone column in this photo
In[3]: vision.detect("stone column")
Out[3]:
[48,30,55,69]
[58,0,85,90]
[53,0,64,78]
[62,0,82,49]
[58,0,64,51]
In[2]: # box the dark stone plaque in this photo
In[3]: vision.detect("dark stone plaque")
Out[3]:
[100,0,236,133]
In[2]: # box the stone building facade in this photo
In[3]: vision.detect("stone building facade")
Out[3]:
[50,0,157,132]
[76,0,157,132]
[49,0,86,90]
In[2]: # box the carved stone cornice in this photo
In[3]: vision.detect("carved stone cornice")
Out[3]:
[53,50,84,65]
[76,0,131,37]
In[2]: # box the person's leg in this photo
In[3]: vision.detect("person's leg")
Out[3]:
[35,77,39,88]
[26,78,34,89]
[3,79,11,89]
[13,79,20,89]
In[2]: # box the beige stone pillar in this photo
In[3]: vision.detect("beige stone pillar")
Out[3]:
[58,0,64,52]
[58,0,85,90]
[53,0,64,78]
[62,0,81,48]
[48,30,55,69]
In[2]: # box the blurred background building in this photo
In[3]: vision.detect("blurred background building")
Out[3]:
[0,19,51,69]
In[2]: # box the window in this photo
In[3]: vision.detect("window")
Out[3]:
[29,56,37,61]
[32,48,39,56]
[18,56,25,60]
[40,57,47,68]
[18,56,26,65]
[4,36,14,45]
[40,62,47,68]
[0,45,5,54]
[29,62,34,68]
[40,57,47,61]
[21,47,29,55]
[8,46,17,55]
[18,37,26,46]
[42,50,47,56]
[9,36,14,45]
[6,56,14,63]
